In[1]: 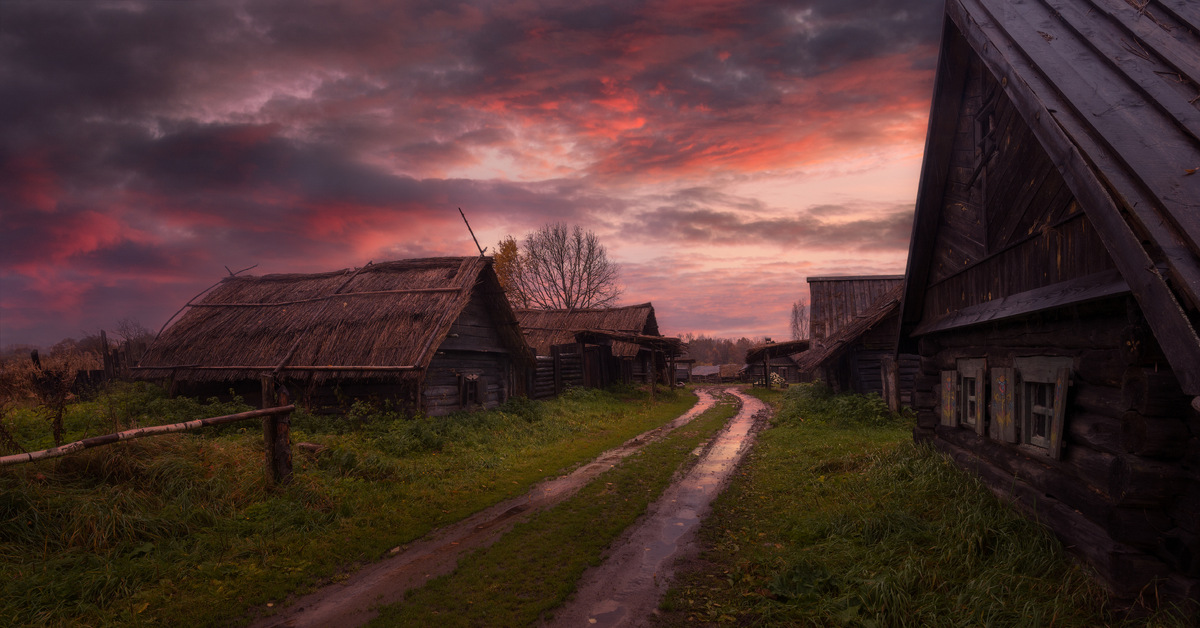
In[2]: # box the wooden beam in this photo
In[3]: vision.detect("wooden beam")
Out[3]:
[0,405,295,467]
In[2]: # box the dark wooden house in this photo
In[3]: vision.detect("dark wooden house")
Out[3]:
[899,0,1200,606]
[802,277,917,398]
[136,257,533,416]
[515,303,667,392]
[744,339,811,386]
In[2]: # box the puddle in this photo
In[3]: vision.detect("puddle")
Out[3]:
[546,387,767,628]
[249,389,719,628]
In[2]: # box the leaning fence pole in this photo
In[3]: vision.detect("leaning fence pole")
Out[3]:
[0,406,295,467]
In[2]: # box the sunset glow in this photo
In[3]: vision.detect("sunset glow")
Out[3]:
[0,0,942,348]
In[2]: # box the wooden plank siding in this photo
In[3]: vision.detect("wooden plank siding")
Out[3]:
[900,0,1200,606]
[808,276,905,341]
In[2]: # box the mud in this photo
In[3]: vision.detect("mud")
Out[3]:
[543,387,768,628]
[249,389,719,628]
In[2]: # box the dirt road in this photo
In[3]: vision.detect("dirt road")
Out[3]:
[543,388,768,628]
[251,389,721,628]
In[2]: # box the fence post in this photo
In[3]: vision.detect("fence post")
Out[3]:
[274,386,293,485]
[261,375,278,487]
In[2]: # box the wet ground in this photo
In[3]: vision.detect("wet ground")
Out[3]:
[251,388,722,628]
[543,388,768,628]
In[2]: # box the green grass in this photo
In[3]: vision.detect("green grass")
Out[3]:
[0,383,696,627]
[657,383,1189,627]
[371,391,741,627]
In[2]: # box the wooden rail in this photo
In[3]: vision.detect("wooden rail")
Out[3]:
[1,403,297,486]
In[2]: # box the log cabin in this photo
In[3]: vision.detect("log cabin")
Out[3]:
[801,276,919,400]
[135,257,533,416]
[899,0,1200,607]
[516,303,668,393]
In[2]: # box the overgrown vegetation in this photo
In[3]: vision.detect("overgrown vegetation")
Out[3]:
[372,391,741,627]
[657,384,1190,627]
[0,382,695,627]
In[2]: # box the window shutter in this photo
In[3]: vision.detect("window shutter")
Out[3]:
[458,373,468,407]
[1049,366,1069,459]
[941,370,957,427]
[990,367,1018,443]
[972,366,987,436]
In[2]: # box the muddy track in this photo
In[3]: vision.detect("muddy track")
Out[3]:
[249,389,721,628]
[542,387,770,628]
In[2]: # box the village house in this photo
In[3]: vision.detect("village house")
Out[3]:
[797,276,919,403]
[515,303,676,395]
[135,257,533,416]
[898,0,1200,605]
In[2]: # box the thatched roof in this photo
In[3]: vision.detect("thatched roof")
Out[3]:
[515,303,659,357]
[573,330,684,358]
[745,339,811,364]
[796,284,902,372]
[136,257,528,383]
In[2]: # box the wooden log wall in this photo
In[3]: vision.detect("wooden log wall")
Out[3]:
[424,351,512,416]
[911,295,1199,600]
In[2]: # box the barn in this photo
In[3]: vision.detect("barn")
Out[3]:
[800,276,918,399]
[899,0,1200,605]
[135,257,533,416]
[515,303,669,393]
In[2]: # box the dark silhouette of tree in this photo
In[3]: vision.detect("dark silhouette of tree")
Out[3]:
[519,223,621,310]
[790,298,810,340]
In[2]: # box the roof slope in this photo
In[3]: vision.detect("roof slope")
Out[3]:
[515,303,659,356]
[797,284,903,372]
[901,0,1200,393]
[808,276,904,341]
[137,257,526,382]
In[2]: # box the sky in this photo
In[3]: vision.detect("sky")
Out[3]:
[0,0,943,349]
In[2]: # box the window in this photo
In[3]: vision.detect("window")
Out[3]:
[941,359,986,436]
[1013,357,1071,459]
[459,372,481,407]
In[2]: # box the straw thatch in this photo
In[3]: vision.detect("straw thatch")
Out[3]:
[515,303,660,357]
[573,330,684,358]
[744,339,811,364]
[136,257,529,384]
[794,284,903,373]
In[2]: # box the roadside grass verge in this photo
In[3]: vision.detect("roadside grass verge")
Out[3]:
[658,383,1181,627]
[0,383,695,627]
[371,390,741,627]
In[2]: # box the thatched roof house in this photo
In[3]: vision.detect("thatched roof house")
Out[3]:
[899,0,1200,605]
[137,257,533,416]
[515,303,659,356]
[515,303,671,387]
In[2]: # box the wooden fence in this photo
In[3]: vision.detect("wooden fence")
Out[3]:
[1,377,297,486]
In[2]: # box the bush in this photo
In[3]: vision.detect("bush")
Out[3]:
[775,382,908,428]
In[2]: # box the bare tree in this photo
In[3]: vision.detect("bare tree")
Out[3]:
[790,298,810,340]
[519,223,621,309]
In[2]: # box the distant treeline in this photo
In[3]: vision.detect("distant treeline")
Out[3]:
[681,334,765,366]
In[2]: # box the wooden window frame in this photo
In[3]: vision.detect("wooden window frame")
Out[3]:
[458,372,482,408]
[1014,356,1071,459]
[941,358,986,436]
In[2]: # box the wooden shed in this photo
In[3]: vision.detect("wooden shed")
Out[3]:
[135,257,533,416]
[515,303,665,388]
[744,339,811,385]
[899,0,1200,606]
[802,277,918,398]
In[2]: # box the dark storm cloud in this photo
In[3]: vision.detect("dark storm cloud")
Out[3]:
[624,188,913,251]
[0,0,940,346]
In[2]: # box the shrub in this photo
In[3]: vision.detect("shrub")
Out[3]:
[775,382,908,428]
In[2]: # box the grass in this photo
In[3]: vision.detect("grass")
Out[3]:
[0,383,696,627]
[656,383,1191,627]
[371,389,741,627]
